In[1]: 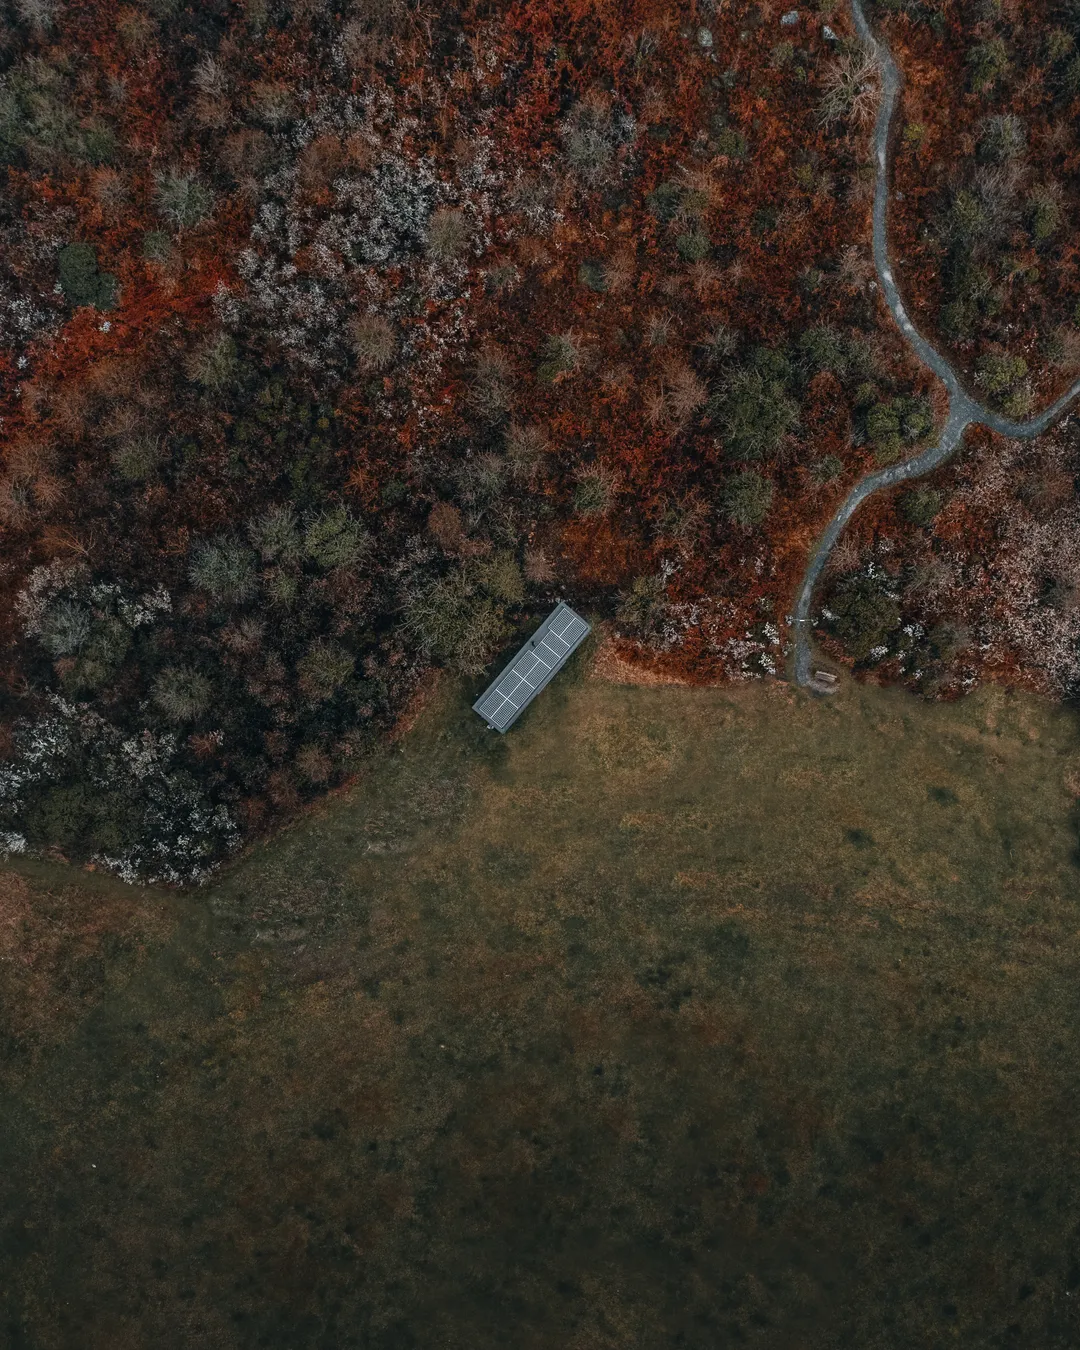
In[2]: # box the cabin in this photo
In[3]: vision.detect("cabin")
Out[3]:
[473,602,591,732]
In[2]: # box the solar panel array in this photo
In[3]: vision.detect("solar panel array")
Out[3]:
[473,602,591,732]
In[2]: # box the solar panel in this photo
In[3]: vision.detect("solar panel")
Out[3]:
[473,602,591,732]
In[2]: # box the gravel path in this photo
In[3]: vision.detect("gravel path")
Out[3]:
[791,0,1080,690]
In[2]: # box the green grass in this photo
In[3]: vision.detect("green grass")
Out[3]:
[4,666,1080,1347]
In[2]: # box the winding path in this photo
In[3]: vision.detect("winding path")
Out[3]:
[791,0,1080,689]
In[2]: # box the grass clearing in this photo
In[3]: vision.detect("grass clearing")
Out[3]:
[3,663,1080,1346]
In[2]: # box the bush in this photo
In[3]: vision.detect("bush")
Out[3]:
[350,313,396,373]
[57,242,116,309]
[466,350,513,423]
[247,503,303,563]
[896,396,933,441]
[978,114,1026,164]
[817,51,879,128]
[184,333,238,390]
[303,506,370,570]
[721,470,773,527]
[537,332,580,384]
[559,97,636,186]
[505,422,548,483]
[153,664,213,723]
[154,170,214,231]
[453,453,507,509]
[900,487,944,527]
[647,181,682,222]
[297,638,355,702]
[708,359,798,460]
[829,573,901,661]
[573,467,614,516]
[577,259,608,292]
[975,351,1027,403]
[39,598,91,656]
[1027,186,1062,244]
[675,230,711,262]
[0,696,239,885]
[966,38,1009,94]
[188,537,258,604]
[866,402,902,460]
[141,230,172,263]
[711,122,748,159]
[425,207,468,262]
[810,454,844,485]
[797,324,848,377]
[403,570,511,674]
[616,574,667,634]
[110,434,164,481]
[478,552,524,603]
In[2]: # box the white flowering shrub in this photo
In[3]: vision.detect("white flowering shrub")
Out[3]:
[0,692,240,886]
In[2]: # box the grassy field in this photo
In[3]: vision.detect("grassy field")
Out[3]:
[4,649,1080,1348]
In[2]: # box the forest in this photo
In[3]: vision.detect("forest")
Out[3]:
[1,0,1079,883]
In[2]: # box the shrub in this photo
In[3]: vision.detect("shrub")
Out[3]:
[153,664,213,723]
[154,170,214,231]
[505,422,548,483]
[110,434,163,481]
[188,538,258,604]
[978,114,1026,164]
[559,96,636,186]
[403,570,511,674]
[249,80,296,130]
[829,573,901,661]
[900,487,944,527]
[428,501,466,553]
[141,230,172,264]
[797,323,848,377]
[721,470,773,527]
[708,361,798,460]
[975,351,1027,400]
[1027,186,1062,244]
[295,744,333,785]
[700,321,739,366]
[57,243,116,309]
[577,259,608,292]
[710,120,748,158]
[466,349,513,423]
[350,312,396,373]
[810,454,844,485]
[966,38,1009,94]
[817,50,880,128]
[265,568,300,608]
[39,598,91,656]
[478,552,524,603]
[425,207,468,262]
[247,503,302,563]
[303,506,370,570]
[896,396,933,441]
[184,333,238,390]
[616,574,667,634]
[537,332,580,383]
[866,402,902,460]
[573,467,614,516]
[647,180,684,223]
[903,121,927,150]
[297,638,355,702]
[453,453,507,509]
[675,230,711,262]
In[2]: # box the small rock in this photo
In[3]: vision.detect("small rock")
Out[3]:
[697,26,714,47]
[823,24,838,40]
[780,10,799,25]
